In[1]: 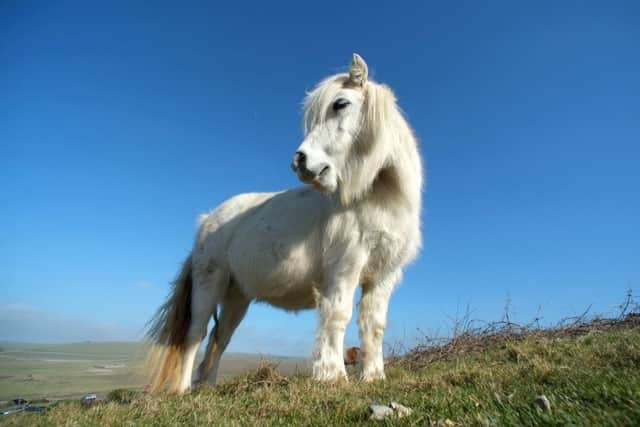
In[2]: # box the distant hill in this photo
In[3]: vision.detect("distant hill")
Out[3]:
[0,341,308,401]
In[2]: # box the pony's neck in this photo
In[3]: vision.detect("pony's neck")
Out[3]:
[370,156,421,215]
[368,116,422,216]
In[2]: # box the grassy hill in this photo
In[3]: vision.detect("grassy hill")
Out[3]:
[2,314,638,426]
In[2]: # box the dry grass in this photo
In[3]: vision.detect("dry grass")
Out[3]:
[394,310,640,371]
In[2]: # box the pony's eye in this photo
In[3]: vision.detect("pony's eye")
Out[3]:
[332,98,350,111]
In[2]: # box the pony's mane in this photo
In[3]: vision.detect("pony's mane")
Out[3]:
[302,74,422,209]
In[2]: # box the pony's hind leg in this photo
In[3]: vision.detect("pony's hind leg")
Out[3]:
[177,269,228,392]
[197,283,250,385]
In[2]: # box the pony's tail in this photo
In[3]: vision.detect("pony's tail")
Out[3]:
[146,254,193,392]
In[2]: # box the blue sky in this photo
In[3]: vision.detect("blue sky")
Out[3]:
[1,1,638,355]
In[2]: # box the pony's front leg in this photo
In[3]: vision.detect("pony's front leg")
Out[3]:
[357,271,399,381]
[312,257,364,382]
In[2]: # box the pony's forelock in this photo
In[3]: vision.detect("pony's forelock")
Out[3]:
[303,74,349,135]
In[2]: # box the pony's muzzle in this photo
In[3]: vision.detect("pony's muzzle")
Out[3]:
[292,150,330,184]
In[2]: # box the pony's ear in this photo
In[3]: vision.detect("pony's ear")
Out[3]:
[348,53,368,86]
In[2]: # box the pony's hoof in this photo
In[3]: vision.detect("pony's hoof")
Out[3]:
[312,361,348,382]
[313,373,349,383]
[360,370,386,382]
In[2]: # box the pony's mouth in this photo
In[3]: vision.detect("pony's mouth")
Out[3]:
[296,163,330,184]
[310,176,327,192]
[298,172,329,192]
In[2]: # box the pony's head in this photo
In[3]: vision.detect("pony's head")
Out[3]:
[292,54,420,207]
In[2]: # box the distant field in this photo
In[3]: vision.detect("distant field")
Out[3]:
[0,342,308,402]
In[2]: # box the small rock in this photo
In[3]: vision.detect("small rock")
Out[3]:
[390,401,413,418]
[434,418,455,427]
[369,404,394,420]
[533,395,551,412]
[81,394,101,407]
[369,401,414,420]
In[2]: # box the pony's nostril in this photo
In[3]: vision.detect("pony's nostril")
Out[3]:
[319,165,330,176]
[292,151,307,172]
[295,151,307,167]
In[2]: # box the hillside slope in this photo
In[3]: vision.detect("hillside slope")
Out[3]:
[2,317,639,426]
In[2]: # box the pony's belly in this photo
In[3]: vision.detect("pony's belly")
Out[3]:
[230,249,320,301]
[256,287,317,311]
[227,226,322,301]
[225,188,326,301]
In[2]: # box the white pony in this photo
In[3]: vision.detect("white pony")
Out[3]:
[147,54,423,392]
